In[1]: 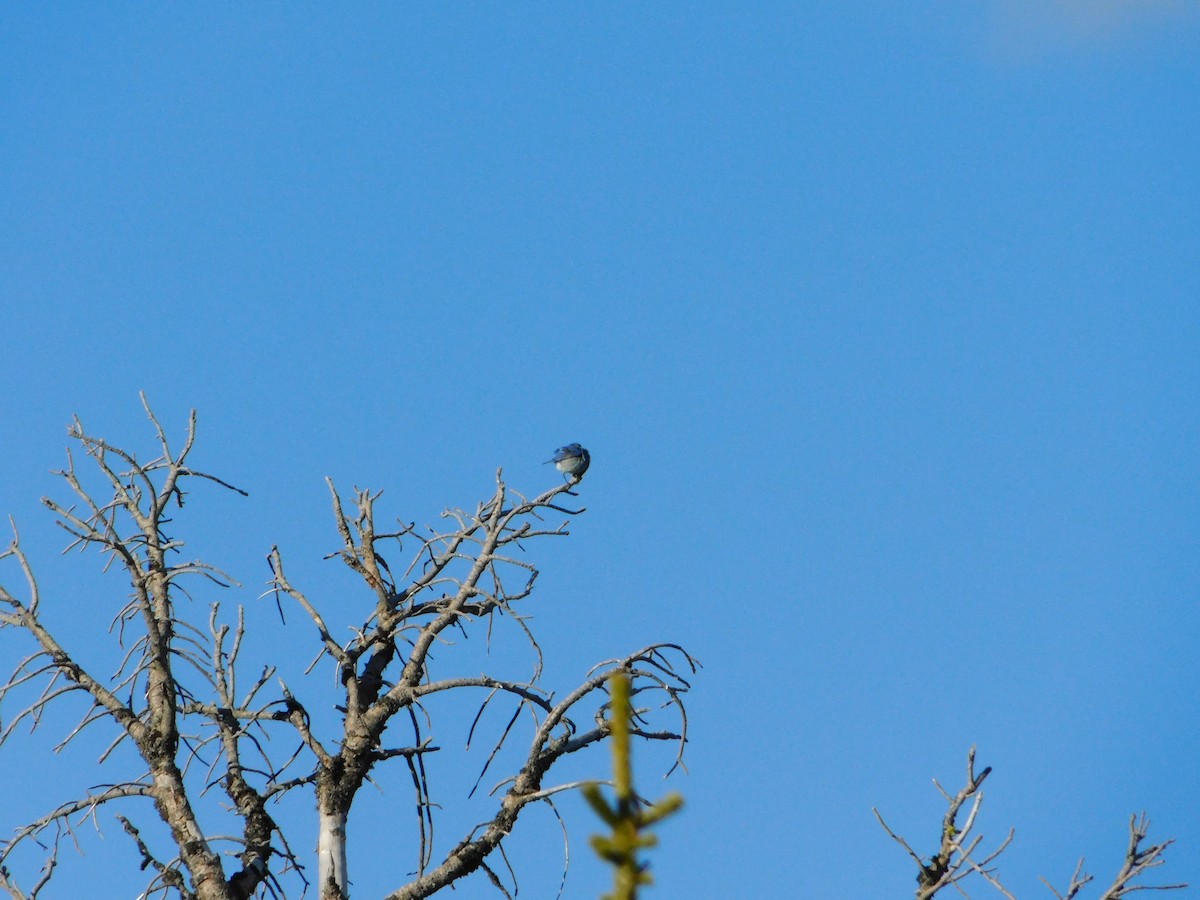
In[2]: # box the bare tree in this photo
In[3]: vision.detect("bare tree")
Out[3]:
[0,398,696,900]
[874,747,1186,899]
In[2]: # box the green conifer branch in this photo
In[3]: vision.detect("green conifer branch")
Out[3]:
[584,671,684,900]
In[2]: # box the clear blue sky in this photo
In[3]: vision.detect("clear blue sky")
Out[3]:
[2,5,1197,898]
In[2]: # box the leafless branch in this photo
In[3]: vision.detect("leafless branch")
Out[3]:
[876,747,1012,899]
[1042,814,1186,900]
[2,408,695,900]
[0,406,283,900]
[879,752,1184,900]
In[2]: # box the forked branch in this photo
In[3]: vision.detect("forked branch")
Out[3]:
[1041,814,1186,900]
[876,750,1185,899]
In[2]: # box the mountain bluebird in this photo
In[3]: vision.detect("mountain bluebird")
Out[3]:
[546,443,590,482]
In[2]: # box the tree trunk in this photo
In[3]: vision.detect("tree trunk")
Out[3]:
[318,807,350,900]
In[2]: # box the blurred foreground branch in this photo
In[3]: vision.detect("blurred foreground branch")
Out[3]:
[583,672,684,900]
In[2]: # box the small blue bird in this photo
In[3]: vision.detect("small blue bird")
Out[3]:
[546,443,590,482]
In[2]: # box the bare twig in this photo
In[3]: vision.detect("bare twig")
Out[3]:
[875,748,1010,898]
[1042,814,1187,900]
[878,752,1184,900]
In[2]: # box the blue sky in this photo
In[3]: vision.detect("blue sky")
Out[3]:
[1,4,1197,898]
